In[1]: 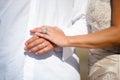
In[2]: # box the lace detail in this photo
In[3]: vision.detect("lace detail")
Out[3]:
[87,0,120,52]
[87,0,111,32]
[87,0,120,80]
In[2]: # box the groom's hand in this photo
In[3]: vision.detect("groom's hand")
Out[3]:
[24,35,57,55]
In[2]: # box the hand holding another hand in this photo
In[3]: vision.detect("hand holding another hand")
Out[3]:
[34,26,69,47]
[24,32,57,55]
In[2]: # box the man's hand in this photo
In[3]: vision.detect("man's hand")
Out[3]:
[24,35,57,55]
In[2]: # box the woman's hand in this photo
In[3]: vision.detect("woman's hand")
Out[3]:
[31,26,69,47]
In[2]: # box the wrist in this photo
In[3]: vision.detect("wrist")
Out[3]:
[63,36,72,47]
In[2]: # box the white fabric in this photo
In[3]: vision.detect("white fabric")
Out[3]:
[0,0,88,80]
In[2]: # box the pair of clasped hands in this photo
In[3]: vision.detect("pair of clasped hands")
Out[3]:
[24,26,68,55]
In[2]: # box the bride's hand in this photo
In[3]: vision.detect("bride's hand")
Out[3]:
[32,26,69,47]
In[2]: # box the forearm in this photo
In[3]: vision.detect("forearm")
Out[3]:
[66,26,120,48]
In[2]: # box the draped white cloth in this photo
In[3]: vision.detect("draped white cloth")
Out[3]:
[0,0,88,80]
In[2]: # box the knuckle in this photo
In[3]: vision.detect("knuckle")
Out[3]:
[38,44,43,49]
[26,40,30,44]
[31,48,37,52]
[27,44,33,49]
[27,45,31,49]
[30,43,34,47]
[27,39,33,44]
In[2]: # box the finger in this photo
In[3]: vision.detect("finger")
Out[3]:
[28,42,46,53]
[30,26,48,33]
[30,27,42,33]
[25,35,39,45]
[33,40,54,54]
[34,41,58,55]
[37,26,48,34]
[35,32,50,40]
[35,46,52,55]
[40,26,55,34]
[26,38,45,50]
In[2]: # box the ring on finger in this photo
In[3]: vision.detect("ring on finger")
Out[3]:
[41,42,46,48]
[44,27,48,34]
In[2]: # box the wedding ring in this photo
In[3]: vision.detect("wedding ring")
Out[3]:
[41,42,46,48]
[44,27,48,34]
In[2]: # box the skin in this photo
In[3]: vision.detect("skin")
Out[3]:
[32,0,120,49]
[24,0,120,54]
[25,34,57,55]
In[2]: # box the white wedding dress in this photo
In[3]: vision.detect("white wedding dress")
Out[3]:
[87,0,120,80]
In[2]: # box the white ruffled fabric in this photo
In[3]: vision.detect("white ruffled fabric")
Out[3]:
[0,0,88,80]
[87,0,120,80]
